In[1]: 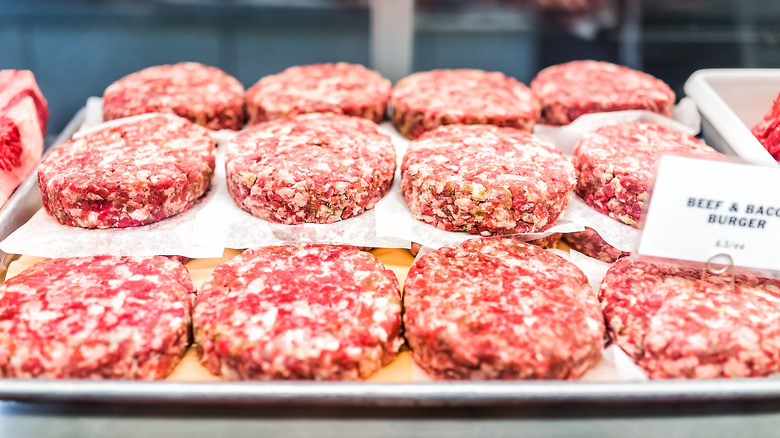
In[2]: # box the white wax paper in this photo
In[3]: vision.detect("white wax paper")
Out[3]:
[82,96,105,130]
[0,113,225,258]
[189,121,409,250]
[0,195,222,259]
[600,345,650,381]
[568,248,612,293]
[533,98,701,156]
[564,196,641,252]
[374,123,584,250]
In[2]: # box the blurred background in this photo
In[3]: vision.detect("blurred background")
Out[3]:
[1,0,778,137]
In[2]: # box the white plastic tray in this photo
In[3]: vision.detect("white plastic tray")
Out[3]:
[684,68,780,166]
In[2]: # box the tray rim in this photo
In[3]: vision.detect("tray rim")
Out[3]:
[3,378,780,406]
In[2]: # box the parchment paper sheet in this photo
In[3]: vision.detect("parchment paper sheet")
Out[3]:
[0,112,225,258]
[0,200,223,259]
[564,196,641,252]
[374,123,584,249]
[190,143,408,250]
[533,98,701,156]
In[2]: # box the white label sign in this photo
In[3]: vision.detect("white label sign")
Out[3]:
[637,155,780,272]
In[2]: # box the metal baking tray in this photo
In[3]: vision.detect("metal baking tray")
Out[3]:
[4,378,780,406]
[3,109,780,406]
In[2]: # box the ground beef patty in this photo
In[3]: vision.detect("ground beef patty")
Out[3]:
[562,228,630,263]
[404,238,604,380]
[246,63,391,124]
[573,121,720,227]
[193,243,403,380]
[402,124,575,235]
[601,257,780,379]
[103,62,246,131]
[531,60,675,125]
[525,232,563,249]
[408,233,562,257]
[391,69,540,139]
[226,113,395,224]
[0,256,194,379]
[38,115,215,229]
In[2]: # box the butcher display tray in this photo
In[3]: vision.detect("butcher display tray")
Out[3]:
[684,68,780,166]
[4,378,780,406]
[3,108,780,406]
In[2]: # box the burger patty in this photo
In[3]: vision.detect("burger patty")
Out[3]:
[225,112,395,224]
[391,69,539,139]
[103,62,247,131]
[601,257,780,379]
[404,237,605,380]
[402,124,575,235]
[38,115,216,229]
[193,243,403,380]
[562,228,630,263]
[573,121,721,227]
[0,256,194,379]
[531,60,675,125]
[246,62,391,124]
